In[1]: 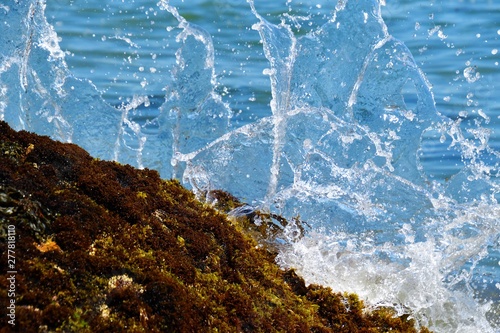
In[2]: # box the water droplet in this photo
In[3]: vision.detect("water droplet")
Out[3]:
[463,66,480,83]
[492,49,498,55]
[303,138,313,151]
[478,109,490,123]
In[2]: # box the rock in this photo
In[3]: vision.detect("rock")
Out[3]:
[0,120,431,332]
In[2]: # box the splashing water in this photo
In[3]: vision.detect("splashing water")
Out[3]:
[0,0,124,159]
[1,1,499,332]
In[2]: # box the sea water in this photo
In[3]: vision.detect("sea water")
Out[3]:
[1,1,499,332]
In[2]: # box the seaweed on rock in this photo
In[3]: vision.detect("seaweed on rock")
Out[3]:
[0,120,431,332]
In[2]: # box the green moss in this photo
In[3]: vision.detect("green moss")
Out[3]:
[63,308,90,331]
[0,120,432,332]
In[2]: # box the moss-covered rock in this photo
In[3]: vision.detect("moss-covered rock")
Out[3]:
[0,121,431,332]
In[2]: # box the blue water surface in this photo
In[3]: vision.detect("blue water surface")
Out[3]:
[45,0,500,176]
